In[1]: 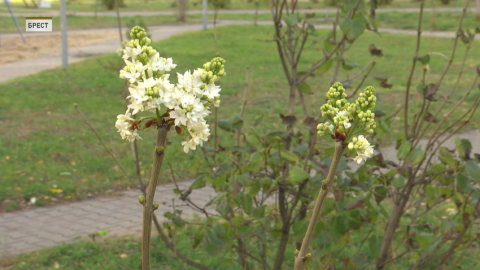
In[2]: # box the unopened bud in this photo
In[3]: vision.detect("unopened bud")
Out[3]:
[156,146,164,154]
[138,195,145,205]
[304,253,311,261]
[153,202,160,210]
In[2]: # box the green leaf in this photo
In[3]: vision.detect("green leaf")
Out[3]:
[252,205,266,219]
[405,148,425,166]
[235,193,253,214]
[465,160,480,181]
[417,54,430,65]
[218,119,234,132]
[284,14,298,26]
[190,176,206,189]
[324,39,335,53]
[288,166,310,185]
[246,152,262,172]
[215,202,230,217]
[455,138,472,160]
[97,230,108,236]
[340,18,366,41]
[457,175,472,193]
[279,150,300,164]
[317,59,333,74]
[342,62,358,71]
[439,148,457,167]
[245,133,262,148]
[397,141,412,160]
[415,235,428,250]
[213,176,227,188]
[298,81,312,94]
[218,114,244,132]
[368,235,381,257]
[373,186,388,204]
[392,176,405,188]
[291,220,309,240]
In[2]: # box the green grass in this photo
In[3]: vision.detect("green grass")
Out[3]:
[2,8,478,34]
[1,234,235,270]
[1,24,479,211]
[1,0,477,13]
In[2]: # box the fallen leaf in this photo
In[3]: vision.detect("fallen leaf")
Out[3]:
[280,114,297,125]
[369,44,383,56]
[5,156,10,160]
[119,253,128,258]
[82,178,89,182]
[53,261,60,269]
[15,187,22,191]
[37,160,44,164]
[49,188,63,193]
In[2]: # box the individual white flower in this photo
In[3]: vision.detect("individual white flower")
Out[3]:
[177,70,203,93]
[122,46,141,61]
[204,83,221,99]
[182,123,210,153]
[115,111,142,142]
[348,135,374,164]
[120,65,142,84]
[169,107,189,126]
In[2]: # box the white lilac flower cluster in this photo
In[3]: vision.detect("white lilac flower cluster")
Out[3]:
[115,26,226,153]
[317,82,377,164]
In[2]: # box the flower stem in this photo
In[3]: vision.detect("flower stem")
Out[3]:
[141,125,168,270]
[293,140,346,270]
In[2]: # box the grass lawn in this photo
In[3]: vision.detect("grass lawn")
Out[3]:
[1,24,479,212]
[1,0,477,13]
[1,8,479,34]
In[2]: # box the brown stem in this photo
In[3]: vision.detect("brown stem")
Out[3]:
[376,168,415,270]
[294,140,346,270]
[141,125,168,270]
[213,8,220,56]
[114,0,123,44]
[403,0,425,139]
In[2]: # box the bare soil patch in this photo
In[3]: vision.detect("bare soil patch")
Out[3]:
[0,30,119,65]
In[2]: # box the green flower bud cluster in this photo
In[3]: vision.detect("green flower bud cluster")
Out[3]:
[203,57,227,82]
[129,26,151,47]
[317,83,377,142]
[317,122,335,137]
[354,86,376,112]
[325,82,348,110]
[145,87,160,99]
[357,110,376,134]
[320,104,339,120]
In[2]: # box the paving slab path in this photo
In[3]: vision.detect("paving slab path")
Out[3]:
[0,19,479,258]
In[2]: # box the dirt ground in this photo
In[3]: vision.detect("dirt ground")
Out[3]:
[0,30,120,65]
